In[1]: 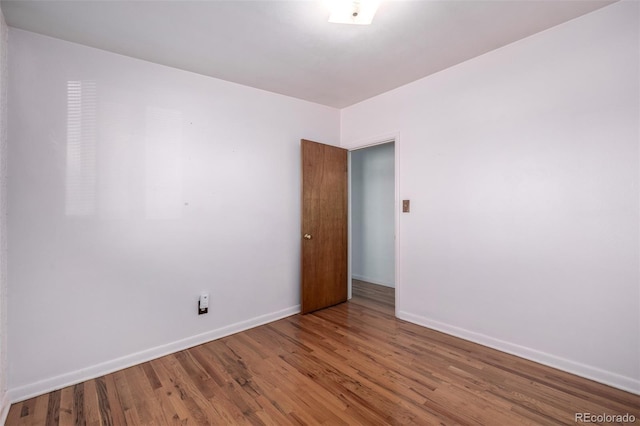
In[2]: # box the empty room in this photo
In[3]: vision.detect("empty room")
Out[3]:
[0,0,638,424]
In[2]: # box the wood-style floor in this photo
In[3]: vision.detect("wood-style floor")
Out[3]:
[6,280,640,425]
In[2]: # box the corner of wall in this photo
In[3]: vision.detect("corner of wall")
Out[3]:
[0,4,9,424]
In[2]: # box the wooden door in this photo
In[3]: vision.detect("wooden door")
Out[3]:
[301,139,348,314]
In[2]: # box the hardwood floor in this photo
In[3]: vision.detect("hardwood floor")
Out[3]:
[7,280,640,425]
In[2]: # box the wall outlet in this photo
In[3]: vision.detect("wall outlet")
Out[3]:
[198,292,209,315]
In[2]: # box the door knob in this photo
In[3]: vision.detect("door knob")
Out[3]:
[303,234,312,240]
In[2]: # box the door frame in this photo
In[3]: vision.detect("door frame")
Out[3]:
[346,132,400,317]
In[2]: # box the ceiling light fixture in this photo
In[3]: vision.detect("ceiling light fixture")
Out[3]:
[327,0,381,25]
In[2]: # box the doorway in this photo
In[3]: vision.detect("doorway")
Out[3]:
[349,141,396,311]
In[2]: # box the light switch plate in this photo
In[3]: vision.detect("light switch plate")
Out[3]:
[402,200,410,213]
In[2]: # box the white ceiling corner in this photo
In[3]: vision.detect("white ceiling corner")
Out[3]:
[0,0,617,108]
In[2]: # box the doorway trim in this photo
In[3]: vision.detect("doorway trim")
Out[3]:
[346,132,400,317]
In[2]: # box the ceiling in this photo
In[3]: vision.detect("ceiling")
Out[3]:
[0,0,616,108]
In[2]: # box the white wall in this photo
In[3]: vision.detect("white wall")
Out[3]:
[351,143,395,287]
[5,0,639,404]
[342,1,639,393]
[0,4,9,423]
[7,29,339,400]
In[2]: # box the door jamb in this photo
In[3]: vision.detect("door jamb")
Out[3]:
[346,133,400,317]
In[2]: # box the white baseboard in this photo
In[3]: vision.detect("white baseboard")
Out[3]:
[352,274,394,288]
[0,391,10,426]
[9,305,300,404]
[397,310,640,396]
